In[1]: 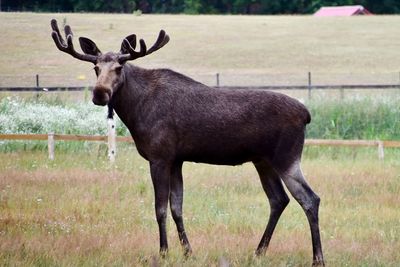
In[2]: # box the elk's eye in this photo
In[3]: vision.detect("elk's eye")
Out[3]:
[94,66,100,76]
[115,66,123,74]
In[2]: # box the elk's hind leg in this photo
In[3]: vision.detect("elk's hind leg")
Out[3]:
[169,161,192,256]
[279,161,325,266]
[253,160,290,256]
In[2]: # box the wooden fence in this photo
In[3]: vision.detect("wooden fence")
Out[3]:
[1,132,400,161]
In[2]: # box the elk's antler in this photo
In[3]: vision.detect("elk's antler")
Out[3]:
[118,30,170,63]
[50,19,98,63]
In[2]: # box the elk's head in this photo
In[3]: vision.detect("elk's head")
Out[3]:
[50,19,169,106]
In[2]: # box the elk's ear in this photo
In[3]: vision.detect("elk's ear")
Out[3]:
[79,37,102,56]
[120,34,137,54]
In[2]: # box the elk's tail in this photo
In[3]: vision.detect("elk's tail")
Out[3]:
[305,109,311,125]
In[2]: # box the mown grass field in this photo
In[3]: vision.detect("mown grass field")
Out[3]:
[1,13,400,87]
[1,147,400,266]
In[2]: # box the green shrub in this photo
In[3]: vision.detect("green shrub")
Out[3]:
[0,96,129,136]
[1,96,399,153]
[306,98,400,140]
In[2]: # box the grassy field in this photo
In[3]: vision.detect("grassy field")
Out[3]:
[1,13,400,87]
[0,147,399,266]
[1,12,400,266]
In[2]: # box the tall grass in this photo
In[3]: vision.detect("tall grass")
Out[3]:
[1,96,399,144]
[0,96,128,136]
[0,96,130,152]
[306,97,400,140]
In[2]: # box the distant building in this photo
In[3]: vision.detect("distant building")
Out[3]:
[314,5,372,17]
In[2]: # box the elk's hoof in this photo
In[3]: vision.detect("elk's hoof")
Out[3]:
[254,247,266,257]
[312,258,325,267]
[159,248,168,258]
[183,246,193,258]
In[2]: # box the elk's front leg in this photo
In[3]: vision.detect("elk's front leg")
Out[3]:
[150,161,171,255]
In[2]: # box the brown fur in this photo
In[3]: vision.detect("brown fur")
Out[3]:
[50,20,324,266]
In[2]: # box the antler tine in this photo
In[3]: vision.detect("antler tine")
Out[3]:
[137,39,147,57]
[64,24,75,45]
[50,19,97,63]
[51,19,66,46]
[119,38,147,63]
[51,31,67,52]
[119,34,136,57]
[118,30,169,63]
[125,34,137,50]
[130,36,137,50]
[146,30,170,55]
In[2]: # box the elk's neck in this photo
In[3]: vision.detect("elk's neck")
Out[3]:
[110,64,150,139]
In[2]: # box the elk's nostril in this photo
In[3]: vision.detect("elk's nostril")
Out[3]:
[92,87,111,106]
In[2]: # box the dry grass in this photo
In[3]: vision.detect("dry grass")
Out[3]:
[1,13,400,87]
[1,147,399,266]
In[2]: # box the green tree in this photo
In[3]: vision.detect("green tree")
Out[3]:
[70,0,135,12]
[2,0,400,14]
[183,0,202,14]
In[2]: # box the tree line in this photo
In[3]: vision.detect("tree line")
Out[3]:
[2,0,400,14]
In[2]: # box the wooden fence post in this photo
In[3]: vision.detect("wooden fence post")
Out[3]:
[107,118,116,162]
[308,72,312,100]
[216,73,220,87]
[48,132,55,160]
[377,141,384,160]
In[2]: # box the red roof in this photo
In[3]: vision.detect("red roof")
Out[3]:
[314,5,372,17]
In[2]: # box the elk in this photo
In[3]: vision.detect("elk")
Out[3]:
[50,19,324,266]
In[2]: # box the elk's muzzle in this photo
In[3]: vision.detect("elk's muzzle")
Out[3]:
[92,86,112,106]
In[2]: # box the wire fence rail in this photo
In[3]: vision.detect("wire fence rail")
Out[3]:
[1,133,399,161]
[1,84,400,91]
[1,84,399,102]
[1,72,400,101]
[1,72,400,90]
